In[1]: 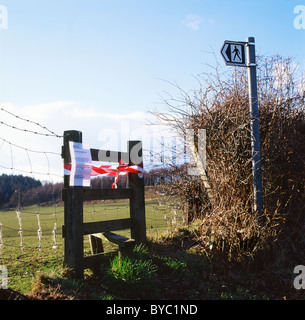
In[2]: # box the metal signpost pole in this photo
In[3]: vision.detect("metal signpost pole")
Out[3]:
[246,37,263,222]
[221,36,264,223]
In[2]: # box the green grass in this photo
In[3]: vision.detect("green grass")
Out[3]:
[102,252,157,298]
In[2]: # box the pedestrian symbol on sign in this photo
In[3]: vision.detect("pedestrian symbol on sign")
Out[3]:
[232,45,242,62]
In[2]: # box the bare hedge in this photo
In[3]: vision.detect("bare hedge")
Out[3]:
[152,55,305,262]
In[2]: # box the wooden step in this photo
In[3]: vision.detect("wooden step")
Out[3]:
[103,232,135,250]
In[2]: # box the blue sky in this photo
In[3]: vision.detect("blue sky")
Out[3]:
[0,0,304,109]
[0,0,304,180]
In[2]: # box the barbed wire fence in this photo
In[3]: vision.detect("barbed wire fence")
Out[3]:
[143,136,187,236]
[0,107,65,280]
[0,107,186,287]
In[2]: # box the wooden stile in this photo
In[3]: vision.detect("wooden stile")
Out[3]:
[61,130,146,278]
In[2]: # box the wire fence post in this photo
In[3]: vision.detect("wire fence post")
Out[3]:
[62,130,84,278]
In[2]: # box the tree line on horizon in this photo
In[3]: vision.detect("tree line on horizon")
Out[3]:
[0,168,172,208]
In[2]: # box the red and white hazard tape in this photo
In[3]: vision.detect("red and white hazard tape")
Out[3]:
[64,160,144,188]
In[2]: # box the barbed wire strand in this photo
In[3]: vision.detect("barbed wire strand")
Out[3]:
[0,137,60,155]
[0,107,63,138]
[0,163,62,179]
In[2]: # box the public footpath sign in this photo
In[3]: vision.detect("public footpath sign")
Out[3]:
[220,40,246,66]
[220,37,264,223]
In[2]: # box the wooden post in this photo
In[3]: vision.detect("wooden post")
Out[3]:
[128,141,146,244]
[62,130,84,278]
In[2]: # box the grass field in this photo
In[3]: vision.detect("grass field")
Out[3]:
[0,197,182,294]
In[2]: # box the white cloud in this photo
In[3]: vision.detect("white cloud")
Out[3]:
[22,101,75,122]
[182,14,203,31]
